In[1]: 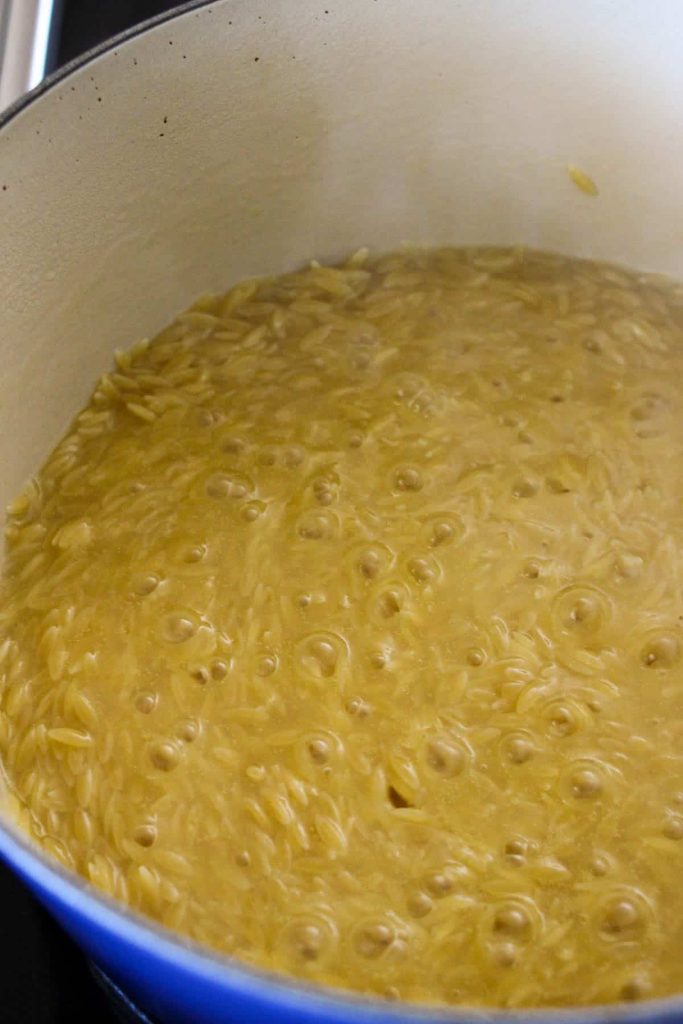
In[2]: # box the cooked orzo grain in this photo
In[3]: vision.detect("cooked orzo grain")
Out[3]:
[2,246,683,1007]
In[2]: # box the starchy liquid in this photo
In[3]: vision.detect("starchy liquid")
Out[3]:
[1,246,683,1008]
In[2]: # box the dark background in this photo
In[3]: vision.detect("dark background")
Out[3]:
[3,8,184,1022]
[53,1,183,69]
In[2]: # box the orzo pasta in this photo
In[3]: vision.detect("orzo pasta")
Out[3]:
[1,246,683,1007]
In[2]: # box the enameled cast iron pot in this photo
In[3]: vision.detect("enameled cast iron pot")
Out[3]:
[2,2,683,1021]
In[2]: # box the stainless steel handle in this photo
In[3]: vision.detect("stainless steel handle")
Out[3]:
[0,0,58,110]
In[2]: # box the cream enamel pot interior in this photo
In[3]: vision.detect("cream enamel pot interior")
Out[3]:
[2,2,683,1022]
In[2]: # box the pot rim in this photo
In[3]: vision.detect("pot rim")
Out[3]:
[0,1,680,1020]
[0,0,209,130]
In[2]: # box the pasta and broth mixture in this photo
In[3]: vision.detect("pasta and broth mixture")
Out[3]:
[1,247,683,1008]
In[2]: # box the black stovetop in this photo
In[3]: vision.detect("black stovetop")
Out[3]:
[3,6,186,1021]
[1,871,115,1022]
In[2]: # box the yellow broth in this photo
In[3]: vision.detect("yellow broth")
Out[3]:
[1,247,683,1007]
